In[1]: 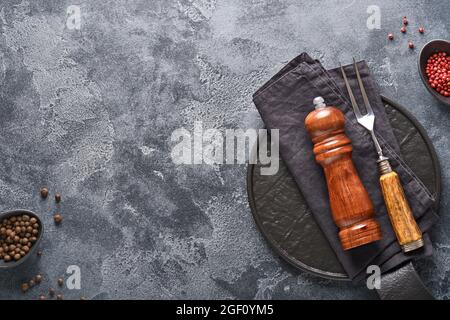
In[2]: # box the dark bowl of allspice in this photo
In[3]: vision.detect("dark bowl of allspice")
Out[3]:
[0,209,43,269]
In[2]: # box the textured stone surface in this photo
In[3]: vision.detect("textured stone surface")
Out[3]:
[0,0,448,299]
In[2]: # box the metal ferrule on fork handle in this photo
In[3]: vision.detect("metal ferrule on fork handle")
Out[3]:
[377,156,392,175]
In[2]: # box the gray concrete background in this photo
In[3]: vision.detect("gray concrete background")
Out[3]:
[0,0,448,300]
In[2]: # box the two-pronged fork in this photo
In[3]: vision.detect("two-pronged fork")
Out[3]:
[340,58,424,253]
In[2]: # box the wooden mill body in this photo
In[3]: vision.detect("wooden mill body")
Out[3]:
[305,102,382,250]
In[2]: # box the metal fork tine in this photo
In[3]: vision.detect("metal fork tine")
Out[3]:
[353,57,374,116]
[340,63,362,118]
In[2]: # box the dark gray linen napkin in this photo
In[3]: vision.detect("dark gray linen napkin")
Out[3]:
[253,53,438,281]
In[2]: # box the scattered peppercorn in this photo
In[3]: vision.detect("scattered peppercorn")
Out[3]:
[57,277,64,287]
[37,250,43,257]
[53,214,62,224]
[21,283,29,293]
[40,187,49,199]
[35,274,43,284]
[426,51,450,97]
[388,33,394,40]
[49,288,55,297]
[38,294,46,300]
[418,27,424,34]
[400,26,407,33]
[56,294,64,300]
[28,279,36,287]
[55,193,61,203]
[402,16,408,25]
[408,41,415,49]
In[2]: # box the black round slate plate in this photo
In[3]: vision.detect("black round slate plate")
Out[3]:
[247,95,441,281]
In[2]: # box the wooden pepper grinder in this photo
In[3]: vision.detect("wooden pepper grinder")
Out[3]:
[305,97,382,250]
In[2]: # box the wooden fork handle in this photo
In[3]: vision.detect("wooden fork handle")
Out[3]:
[379,171,423,253]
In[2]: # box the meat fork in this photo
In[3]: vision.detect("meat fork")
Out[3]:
[340,58,424,253]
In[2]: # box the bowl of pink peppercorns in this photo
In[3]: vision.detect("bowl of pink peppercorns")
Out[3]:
[418,39,450,106]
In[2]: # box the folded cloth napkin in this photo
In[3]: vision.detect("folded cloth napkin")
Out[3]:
[253,53,438,282]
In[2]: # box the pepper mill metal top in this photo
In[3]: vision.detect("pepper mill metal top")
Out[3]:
[313,96,326,109]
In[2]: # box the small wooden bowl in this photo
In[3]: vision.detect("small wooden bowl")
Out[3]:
[0,209,43,269]
[418,39,450,106]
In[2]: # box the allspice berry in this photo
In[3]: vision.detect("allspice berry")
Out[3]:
[53,214,62,224]
[55,193,61,203]
[57,278,64,287]
[35,274,43,284]
[40,187,49,199]
[21,283,29,293]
